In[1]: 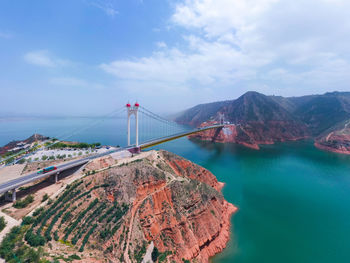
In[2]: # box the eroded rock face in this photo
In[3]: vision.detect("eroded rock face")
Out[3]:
[315,125,350,155]
[189,122,308,150]
[36,150,236,263]
[138,151,236,263]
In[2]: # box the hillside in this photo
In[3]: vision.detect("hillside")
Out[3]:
[176,91,350,153]
[175,100,232,127]
[0,134,49,156]
[0,151,236,263]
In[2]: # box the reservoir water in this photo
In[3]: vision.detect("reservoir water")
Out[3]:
[1,118,350,263]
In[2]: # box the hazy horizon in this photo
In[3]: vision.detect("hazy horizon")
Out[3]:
[1,89,348,118]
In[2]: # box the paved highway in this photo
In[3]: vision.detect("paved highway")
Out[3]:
[0,148,122,195]
[139,124,224,149]
[0,125,224,197]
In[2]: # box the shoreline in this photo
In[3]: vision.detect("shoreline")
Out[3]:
[206,199,237,263]
[314,142,350,155]
[192,130,350,156]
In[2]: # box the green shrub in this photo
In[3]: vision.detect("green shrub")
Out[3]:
[134,241,147,263]
[64,199,98,241]
[0,225,45,262]
[13,195,34,209]
[33,207,44,217]
[79,224,97,252]
[152,247,159,262]
[25,229,45,247]
[42,193,49,202]
[69,254,81,260]
[22,216,34,225]
[0,216,6,232]
[54,230,59,241]
[61,211,72,224]
[18,158,26,164]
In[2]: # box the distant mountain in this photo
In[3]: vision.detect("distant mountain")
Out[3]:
[175,100,232,126]
[175,91,350,154]
[293,92,350,136]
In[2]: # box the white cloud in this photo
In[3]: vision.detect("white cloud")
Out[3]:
[89,0,118,17]
[156,42,167,49]
[101,0,350,103]
[24,50,71,68]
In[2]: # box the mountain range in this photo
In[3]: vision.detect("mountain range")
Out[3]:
[175,91,350,154]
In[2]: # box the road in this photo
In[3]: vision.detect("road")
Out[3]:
[0,148,122,195]
[0,125,224,196]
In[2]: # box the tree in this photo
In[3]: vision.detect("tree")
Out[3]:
[42,194,49,202]
[13,195,34,209]
[22,216,34,225]
[5,157,14,165]
[18,158,25,164]
[152,246,159,262]
[41,155,48,161]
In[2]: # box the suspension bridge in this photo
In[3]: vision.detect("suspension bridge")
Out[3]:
[0,102,224,201]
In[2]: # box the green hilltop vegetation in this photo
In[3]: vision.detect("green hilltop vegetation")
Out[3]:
[47,142,101,149]
[0,178,128,262]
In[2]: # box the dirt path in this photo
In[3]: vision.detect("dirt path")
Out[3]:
[0,211,21,243]
[142,241,154,263]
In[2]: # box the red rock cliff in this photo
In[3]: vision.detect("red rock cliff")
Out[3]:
[190,121,309,150]
[136,151,237,263]
[38,150,236,263]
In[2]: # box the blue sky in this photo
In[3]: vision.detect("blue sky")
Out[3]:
[1,0,350,116]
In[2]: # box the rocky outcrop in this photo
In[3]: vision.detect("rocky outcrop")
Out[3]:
[0,133,49,155]
[136,151,237,263]
[24,150,236,263]
[315,123,350,155]
[189,121,308,150]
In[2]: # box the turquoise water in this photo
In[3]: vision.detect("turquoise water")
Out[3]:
[1,118,350,263]
[164,140,350,263]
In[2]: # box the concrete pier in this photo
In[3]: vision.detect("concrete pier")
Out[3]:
[4,189,16,202]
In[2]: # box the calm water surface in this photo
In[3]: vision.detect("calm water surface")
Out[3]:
[1,118,350,263]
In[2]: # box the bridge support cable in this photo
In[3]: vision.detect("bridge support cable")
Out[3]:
[136,106,190,146]
[54,106,126,142]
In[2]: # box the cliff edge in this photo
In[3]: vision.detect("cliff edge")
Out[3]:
[4,150,236,263]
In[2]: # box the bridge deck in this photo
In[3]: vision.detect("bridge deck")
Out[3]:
[0,125,224,196]
[140,125,224,149]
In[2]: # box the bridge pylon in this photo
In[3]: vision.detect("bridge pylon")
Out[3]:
[126,102,140,147]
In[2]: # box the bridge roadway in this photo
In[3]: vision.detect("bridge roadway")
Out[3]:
[139,124,224,149]
[0,148,122,197]
[0,124,224,199]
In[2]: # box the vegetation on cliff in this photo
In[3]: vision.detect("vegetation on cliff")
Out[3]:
[0,150,235,262]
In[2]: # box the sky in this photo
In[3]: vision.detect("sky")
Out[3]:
[1,0,350,116]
